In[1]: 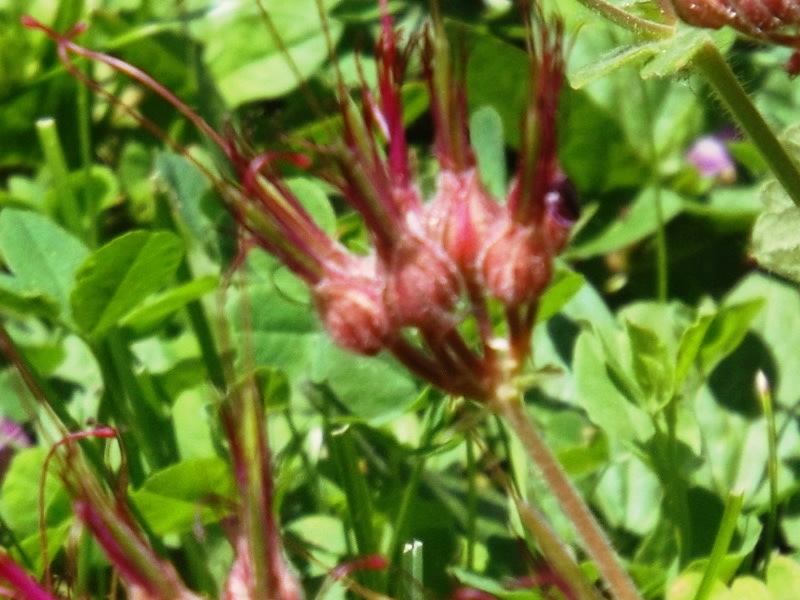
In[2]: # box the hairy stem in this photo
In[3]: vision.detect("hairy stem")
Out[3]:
[693,42,800,208]
[492,392,642,600]
[514,498,605,600]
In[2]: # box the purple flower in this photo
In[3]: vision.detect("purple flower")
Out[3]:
[686,134,736,183]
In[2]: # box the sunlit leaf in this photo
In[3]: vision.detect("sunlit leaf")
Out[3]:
[751,181,800,284]
[71,231,184,337]
[192,0,344,106]
[0,208,89,325]
[567,187,684,259]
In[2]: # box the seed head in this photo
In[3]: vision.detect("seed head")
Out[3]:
[23,3,577,400]
[313,256,390,355]
[385,226,461,331]
[480,220,552,307]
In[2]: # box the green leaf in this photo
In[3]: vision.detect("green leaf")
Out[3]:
[286,177,336,236]
[229,275,319,384]
[0,448,70,539]
[570,28,722,87]
[462,23,529,149]
[0,273,59,317]
[626,320,674,409]
[536,265,585,323]
[62,165,121,214]
[558,90,646,192]
[569,42,661,89]
[310,338,418,425]
[675,313,714,386]
[154,151,217,244]
[120,274,219,336]
[470,104,507,199]
[172,388,217,459]
[698,299,764,374]
[639,28,709,79]
[729,577,771,600]
[0,369,36,421]
[667,571,731,600]
[70,231,184,337]
[566,187,684,259]
[130,457,234,535]
[595,455,661,535]
[193,0,344,106]
[726,273,800,408]
[751,180,800,284]
[139,456,234,499]
[287,514,347,563]
[682,187,762,229]
[450,567,548,600]
[767,555,800,600]
[573,326,654,443]
[16,524,71,576]
[0,208,89,325]
[557,430,609,478]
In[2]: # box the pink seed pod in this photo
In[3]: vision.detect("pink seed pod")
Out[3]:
[425,168,501,278]
[385,227,462,331]
[480,220,552,308]
[313,257,391,355]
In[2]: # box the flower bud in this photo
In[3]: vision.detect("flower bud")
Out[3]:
[426,169,500,277]
[480,221,552,307]
[385,230,461,331]
[313,258,390,355]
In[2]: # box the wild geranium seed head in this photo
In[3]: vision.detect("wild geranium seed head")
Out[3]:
[25,2,575,399]
[480,220,552,308]
[425,168,501,279]
[385,228,462,331]
[313,256,390,355]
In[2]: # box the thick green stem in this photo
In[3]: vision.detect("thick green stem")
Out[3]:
[693,42,800,208]
[493,393,642,600]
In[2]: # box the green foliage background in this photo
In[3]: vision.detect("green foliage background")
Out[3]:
[2,0,800,598]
